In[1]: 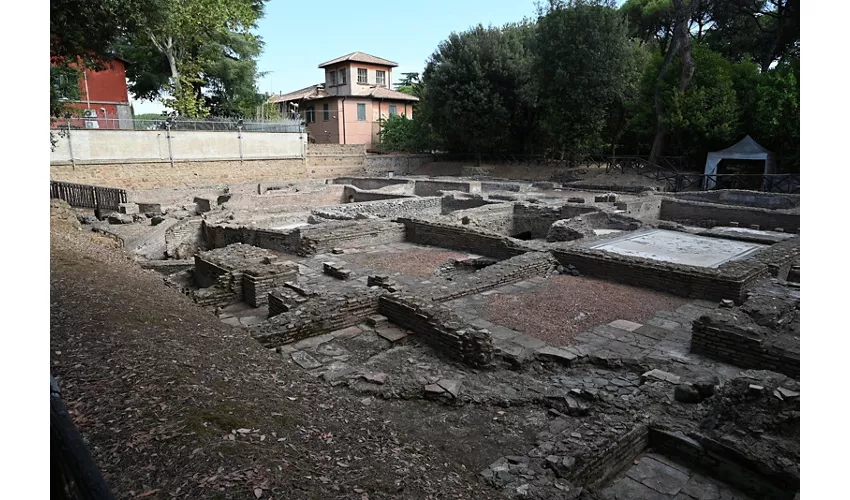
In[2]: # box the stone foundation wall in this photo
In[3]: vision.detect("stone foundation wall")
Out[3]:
[659,199,800,232]
[512,203,598,238]
[690,316,800,378]
[342,186,412,202]
[650,428,798,500]
[613,197,662,221]
[551,248,768,303]
[674,189,800,210]
[574,424,650,488]
[440,195,494,214]
[748,237,800,281]
[400,219,533,260]
[413,180,472,196]
[364,154,433,176]
[298,220,406,256]
[429,252,558,302]
[333,177,412,191]
[311,196,441,220]
[252,289,383,347]
[165,218,204,259]
[242,270,297,307]
[378,294,494,368]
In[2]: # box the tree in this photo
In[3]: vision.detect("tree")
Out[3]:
[535,0,632,158]
[647,0,699,163]
[707,0,799,72]
[630,44,742,161]
[421,22,537,155]
[121,0,266,117]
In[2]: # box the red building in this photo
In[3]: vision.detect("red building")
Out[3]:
[52,56,134,129]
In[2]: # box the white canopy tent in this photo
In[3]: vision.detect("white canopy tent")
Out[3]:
[703,135,777,189]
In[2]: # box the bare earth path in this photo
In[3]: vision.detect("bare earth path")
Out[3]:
[50,205,527,500]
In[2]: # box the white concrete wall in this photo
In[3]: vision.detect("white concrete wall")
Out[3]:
[50,129,307,163]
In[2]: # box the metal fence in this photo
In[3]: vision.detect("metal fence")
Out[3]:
[54,113,305,133]
[50,180,128,210]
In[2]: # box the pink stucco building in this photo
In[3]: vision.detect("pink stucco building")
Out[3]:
[269,52,418,148]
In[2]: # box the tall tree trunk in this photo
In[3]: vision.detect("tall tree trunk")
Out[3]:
[649,0,697,165]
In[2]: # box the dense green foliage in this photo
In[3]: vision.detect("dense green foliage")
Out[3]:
[403,0,799,172]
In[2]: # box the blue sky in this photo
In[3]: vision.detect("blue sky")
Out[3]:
[132,0,541,114]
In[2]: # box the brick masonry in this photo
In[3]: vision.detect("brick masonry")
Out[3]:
[378,294,495,368]
[252,288,383,347]
[399,218,534,260]
[659,198,800,232]
[551,247,769,304]
[690,315,799,379]
[428,252,558,302]
[311,196,441,220]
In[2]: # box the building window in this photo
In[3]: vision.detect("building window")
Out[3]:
[339,69,346,84]
[357,68,367,84]
[323,103,329,121]
[376,70,386,86]
[306,106,315,123]
[356,103,366,121]
[389,104,397,117]
[329,70,337,86]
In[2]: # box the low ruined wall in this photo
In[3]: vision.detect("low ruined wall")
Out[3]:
[481,181,521,193]
[378,294,494,368]
[513,203,598,238]
[573,425,650,488]
[650,428,798,500]
[203,219,405,256]
[691,316,799,379]
[333,177,412,191]
[400,219,533,260]
[674,190,800,210]
[312,196,441,220]
[165,218,204,259]
[440,195,494,214]
[242,269,297,307]
[364,154,433,176]
[342,186,412,203]
[298,220,406,255]
[613,197,662,221]
[413,180,472,196]
[253,289,383,347]
[660,199,800,232]
[429,252,557,302]
[551,248,768,303]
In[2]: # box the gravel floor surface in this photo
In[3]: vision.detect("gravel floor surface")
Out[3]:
[481,275,689,346]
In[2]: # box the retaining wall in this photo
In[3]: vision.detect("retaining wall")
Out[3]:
[364,154,433,176]
[378,294,494,368]
[659,199,800,232]
[400,218,533,260]
[551,247,769,303]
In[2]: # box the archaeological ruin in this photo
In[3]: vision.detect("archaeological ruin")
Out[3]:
[53,166,800,499]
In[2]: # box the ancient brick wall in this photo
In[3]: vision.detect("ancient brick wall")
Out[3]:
[333,177,412,190]
[748,237,800,281]
[400,219,533,259]
[363,154,433,176]
[551,248,768,303]
[242,268,298,307]
[650,428,798,500]
[690,317,800,378]
[429,252,557,302]
[674,189,800,210]
[311,196,441,220]
[298,220,406,256]
[659,199,800,232]
[342,186,412,202]
[252,289,383,347]
[512,203,598,238]
[413,180,472,196]
[439,195,493,214]
[480,181,521,193]
[613,197,662,221]
[378,294,494,368]
[165,219,204,259]
[573,424,650,488]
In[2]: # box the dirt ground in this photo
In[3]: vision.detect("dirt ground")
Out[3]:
[50,204,537,499]
[480,276,689,346]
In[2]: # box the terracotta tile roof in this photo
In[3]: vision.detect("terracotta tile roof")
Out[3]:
[318,52,398,68]
[368,87,419,101]
[268,84,326,103]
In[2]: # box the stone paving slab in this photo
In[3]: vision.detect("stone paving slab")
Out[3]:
[609,319,643,331]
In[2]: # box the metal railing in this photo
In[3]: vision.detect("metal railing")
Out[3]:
[50,181,127,210]
[53,114,305,133]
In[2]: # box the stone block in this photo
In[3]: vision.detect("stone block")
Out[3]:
[118,202,139,214]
